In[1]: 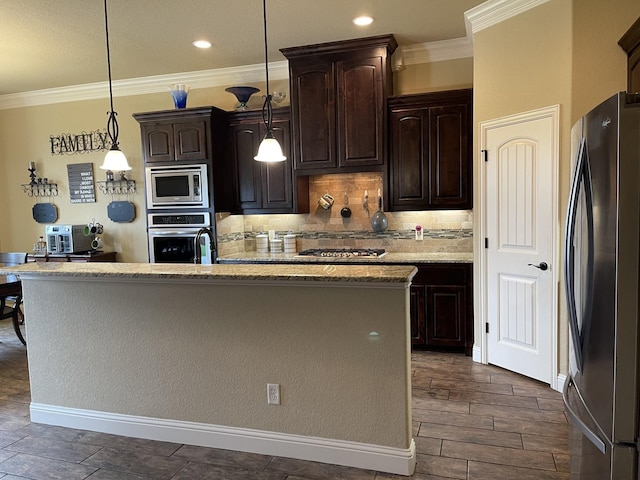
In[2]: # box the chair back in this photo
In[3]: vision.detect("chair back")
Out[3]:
[0,252,27,267]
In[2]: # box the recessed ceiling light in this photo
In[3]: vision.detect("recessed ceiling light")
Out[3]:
[353,16,373,26]
[193,40,212,49]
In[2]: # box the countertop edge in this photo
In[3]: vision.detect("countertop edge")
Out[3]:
[0,263,418,286]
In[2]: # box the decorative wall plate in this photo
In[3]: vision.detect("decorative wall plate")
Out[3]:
[32,203,58,223]
[107,201,135,223]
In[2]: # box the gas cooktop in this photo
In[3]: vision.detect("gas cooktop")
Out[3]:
[297,248,386,258]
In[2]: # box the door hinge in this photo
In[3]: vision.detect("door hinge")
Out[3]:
[482,149,488,162]
[486,322,490,334]
[484,238,488,249]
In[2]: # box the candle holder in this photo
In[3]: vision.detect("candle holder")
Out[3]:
[22,163,58,197]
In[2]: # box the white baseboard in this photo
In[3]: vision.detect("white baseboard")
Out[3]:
[472,345,482,363]
[556,373,567,393]
[30,403,416,476]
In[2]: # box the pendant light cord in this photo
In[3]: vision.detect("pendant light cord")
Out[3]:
[261,0,273,132]
[104,0,120,149]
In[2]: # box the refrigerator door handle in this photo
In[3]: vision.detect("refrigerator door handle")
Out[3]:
[564,138,587,371]
[563,376,607,454]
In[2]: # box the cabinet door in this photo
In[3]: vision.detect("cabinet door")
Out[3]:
[389,108,429,209]
[410,285,426,345]
[230,123,261,210]
[260,119,293,210]
[425,285,466,349]
[336,55,385,167]
[428,104,471,209]
[290,62,336,170]
[174,121,207,161]
[142,124,174,163]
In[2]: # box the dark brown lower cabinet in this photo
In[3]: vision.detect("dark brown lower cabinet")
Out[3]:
[410,263,473,355]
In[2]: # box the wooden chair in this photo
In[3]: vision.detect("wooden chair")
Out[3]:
[0,252,28,345]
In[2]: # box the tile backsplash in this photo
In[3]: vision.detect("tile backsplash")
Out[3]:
[216,172,473,256]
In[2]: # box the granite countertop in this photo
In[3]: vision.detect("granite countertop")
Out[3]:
[0,262,417,284]
[217,252,473,264]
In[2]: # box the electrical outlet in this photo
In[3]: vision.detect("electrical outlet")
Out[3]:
[267,383,280,405]
[415,225,423,241]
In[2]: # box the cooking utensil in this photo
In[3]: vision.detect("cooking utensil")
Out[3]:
[318,193,334,209]
[340,192,352,218]
[371,190,388,232]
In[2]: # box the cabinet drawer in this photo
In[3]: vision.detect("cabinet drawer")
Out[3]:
[411,263,470,286]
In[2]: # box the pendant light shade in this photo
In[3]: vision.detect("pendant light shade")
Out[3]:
[254,132,286,163]
[254,0,286,163]
[102,147,131,171]
[100,0,130,172]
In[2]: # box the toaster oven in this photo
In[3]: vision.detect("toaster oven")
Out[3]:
[45,225,94,254]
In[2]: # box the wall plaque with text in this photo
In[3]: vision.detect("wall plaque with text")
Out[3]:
[67,163,96,203]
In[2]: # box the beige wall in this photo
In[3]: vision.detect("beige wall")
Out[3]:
[394,57,473,95]
[472,0,573,376]
[472,0,640,376]
[572,0,639,119]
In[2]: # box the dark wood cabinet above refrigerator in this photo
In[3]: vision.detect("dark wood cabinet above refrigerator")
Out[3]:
[281,34,397,175]
[619,16,640,94]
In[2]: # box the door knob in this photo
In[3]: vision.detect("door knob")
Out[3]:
[528,262,548,271]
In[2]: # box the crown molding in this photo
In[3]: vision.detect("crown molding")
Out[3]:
[465,0,551,34]
[401,36,473,66]
[0,61,289,110]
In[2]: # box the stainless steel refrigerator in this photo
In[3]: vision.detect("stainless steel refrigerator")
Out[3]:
[563,91,640,479]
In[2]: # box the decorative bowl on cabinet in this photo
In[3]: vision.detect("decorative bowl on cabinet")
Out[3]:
[225,86,260,110]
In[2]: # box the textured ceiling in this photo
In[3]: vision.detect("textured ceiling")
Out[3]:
[0,0,485,96]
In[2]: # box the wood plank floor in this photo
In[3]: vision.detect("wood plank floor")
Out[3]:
[409,351,569,479]
[0,324,569,479]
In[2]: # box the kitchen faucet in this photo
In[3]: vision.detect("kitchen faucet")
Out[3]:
[193,227,216,264]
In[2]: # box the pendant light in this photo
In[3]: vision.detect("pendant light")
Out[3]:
[100,0,131,173]
[254,0,286,163]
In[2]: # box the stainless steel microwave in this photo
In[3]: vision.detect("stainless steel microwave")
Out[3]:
[145,163,209,209]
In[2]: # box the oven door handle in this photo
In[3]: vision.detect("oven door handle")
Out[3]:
[148,229,201,236]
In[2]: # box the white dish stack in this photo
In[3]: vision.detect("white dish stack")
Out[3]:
[256,234,268,254]
[284,234,297,253]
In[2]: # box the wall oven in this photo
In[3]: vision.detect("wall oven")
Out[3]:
[147,212,214,264]
[145,163,208,209]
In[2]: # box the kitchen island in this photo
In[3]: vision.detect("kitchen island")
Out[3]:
[1,262,417,475]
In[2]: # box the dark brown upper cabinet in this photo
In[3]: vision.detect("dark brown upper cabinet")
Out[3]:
[138,118,208,163]
[228,108,308,214]
[281,34,397,175]
[619,16,640,94]
[388,89,473,211]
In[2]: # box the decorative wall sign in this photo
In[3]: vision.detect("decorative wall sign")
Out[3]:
[50,129,109,156]
[67,163,96,203]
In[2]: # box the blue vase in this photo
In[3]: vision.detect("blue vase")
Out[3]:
[169,84,190,109]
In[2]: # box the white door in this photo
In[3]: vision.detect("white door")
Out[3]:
[480,106,559,385]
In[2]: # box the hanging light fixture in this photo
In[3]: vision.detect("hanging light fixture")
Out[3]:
[254,0,286,163]
[100,0,131,174]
